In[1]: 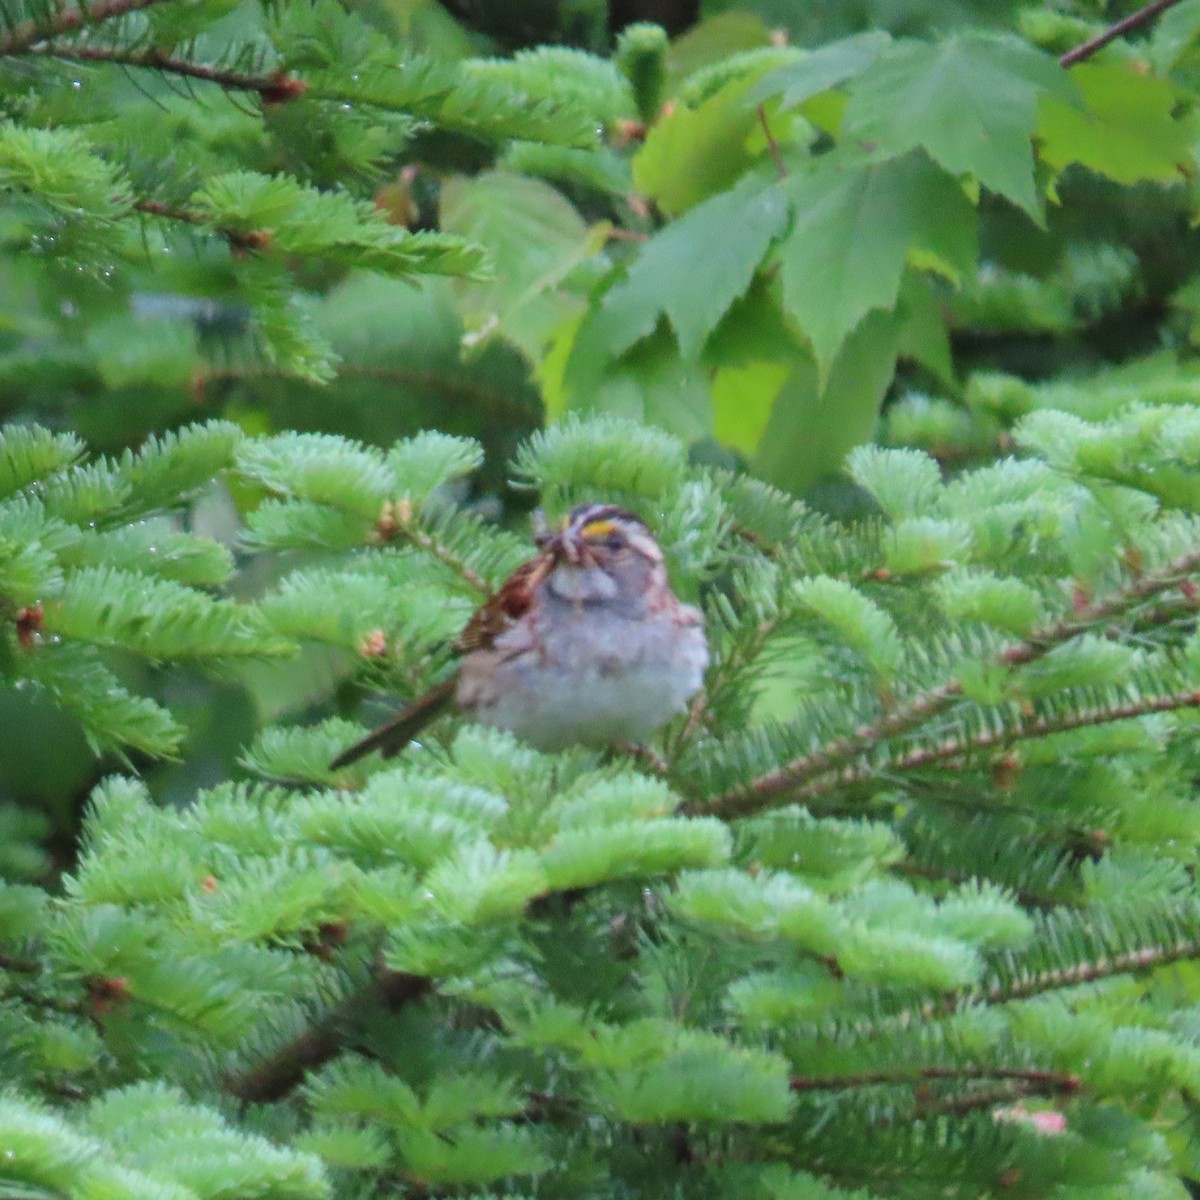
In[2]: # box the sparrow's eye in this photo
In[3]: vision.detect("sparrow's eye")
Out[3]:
[603,532,625,552]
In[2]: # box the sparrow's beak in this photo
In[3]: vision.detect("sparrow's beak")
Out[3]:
[560,532,586,564]
[536,528,586,565]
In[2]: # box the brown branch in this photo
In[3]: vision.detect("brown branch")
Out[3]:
[1060,0,1183,68]
[688,547,1200,820]
[133,198,271,254]
[225,968,430,1103]
[36,44,307,102]
[377,503,490,595]
[982,936,1200,1006]
[894,932,1200,1030]
[0,0,172,56]
[791,1064,1079,1095]
[0,951,41,973]
[893,859,1065,911]
[915,1083,1058,1122]
[793,687,1200,803]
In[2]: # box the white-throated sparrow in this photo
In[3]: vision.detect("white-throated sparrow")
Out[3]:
[330,503,708,767]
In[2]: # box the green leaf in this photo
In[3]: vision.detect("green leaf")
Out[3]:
[633,74,768,214]
[666,12,774,90]
[558,315,714,442]
[896,271,955,384]
[713,361,790,457]
[744,31,891,111]
[841,33,1076,217]
[752,309,902,492]
[778,152,976,377]
[1038,63,1196,186]
[439,170,603,359]
[585,175,789,362]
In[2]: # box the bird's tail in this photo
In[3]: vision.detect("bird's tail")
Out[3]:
[329,677,457,769]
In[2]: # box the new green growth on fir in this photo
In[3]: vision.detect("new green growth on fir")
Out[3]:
[7,0,1200,1195]
[4,411,1200,1197]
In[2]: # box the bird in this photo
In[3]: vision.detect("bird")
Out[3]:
[330,502,708,768]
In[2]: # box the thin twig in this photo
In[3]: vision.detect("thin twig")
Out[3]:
[134,198,271,254]
[893,859,1064,911]
[689,547,1200,819]
[915,1083,1057,1121]
[790,1064,1079,1094]
[0,0,173,56]
[756,104,787,179]
[0,951,41,973]
[384,510,490,595]
[793,687,1200,803]
[35,44,307,102]
[903,933,1200,1026]
[1060,0,1183,67]
[226,968,430,1103]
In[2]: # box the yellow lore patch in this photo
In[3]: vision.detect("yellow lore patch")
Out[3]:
[580,519,618,539]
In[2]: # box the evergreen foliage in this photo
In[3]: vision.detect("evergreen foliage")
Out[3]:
[4,406,1200,1193]
[7,0,1200,1195]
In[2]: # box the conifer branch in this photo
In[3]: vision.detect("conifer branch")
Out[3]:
[692,547,1200,820]
[1059,0,1183,68]
[225,967,430,1103]
[893,860,1062,911]
[894,931,1200,1029]
[980,935,1200,1005]
[379,505,489,594]
[796,687,1200,802]
[0,0,173,56]
[915,1084,1061,1121]
[134,198,271,254]
[0,951,41,973]
[35,44,308,102]
[790,1065,1080,1095]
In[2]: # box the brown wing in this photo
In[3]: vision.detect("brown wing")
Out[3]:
[454,554,551,654]
[329,677,457,769]
[329,553,552,770]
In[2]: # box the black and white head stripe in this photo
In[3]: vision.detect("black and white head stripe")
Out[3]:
[565,503,662,562]
[566,503,648,536]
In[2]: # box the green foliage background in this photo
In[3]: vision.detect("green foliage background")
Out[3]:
[9,0,1200,1197]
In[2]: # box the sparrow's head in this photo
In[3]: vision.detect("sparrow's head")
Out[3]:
[537,503,664,605]
[536,503,661,566]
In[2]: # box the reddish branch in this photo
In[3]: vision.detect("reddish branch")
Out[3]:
[791,1064,1079,1095]
[226,968,430,1103]
[1060,0,1184,68]
[0,0,172,56]
[792,687,1200,803]
[688,547,1200,820]
[134,198,271,254]
[982,936,1200,1006]
[375,501,490,594]
[37,44,307,102]
[892,932,1200,1030]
